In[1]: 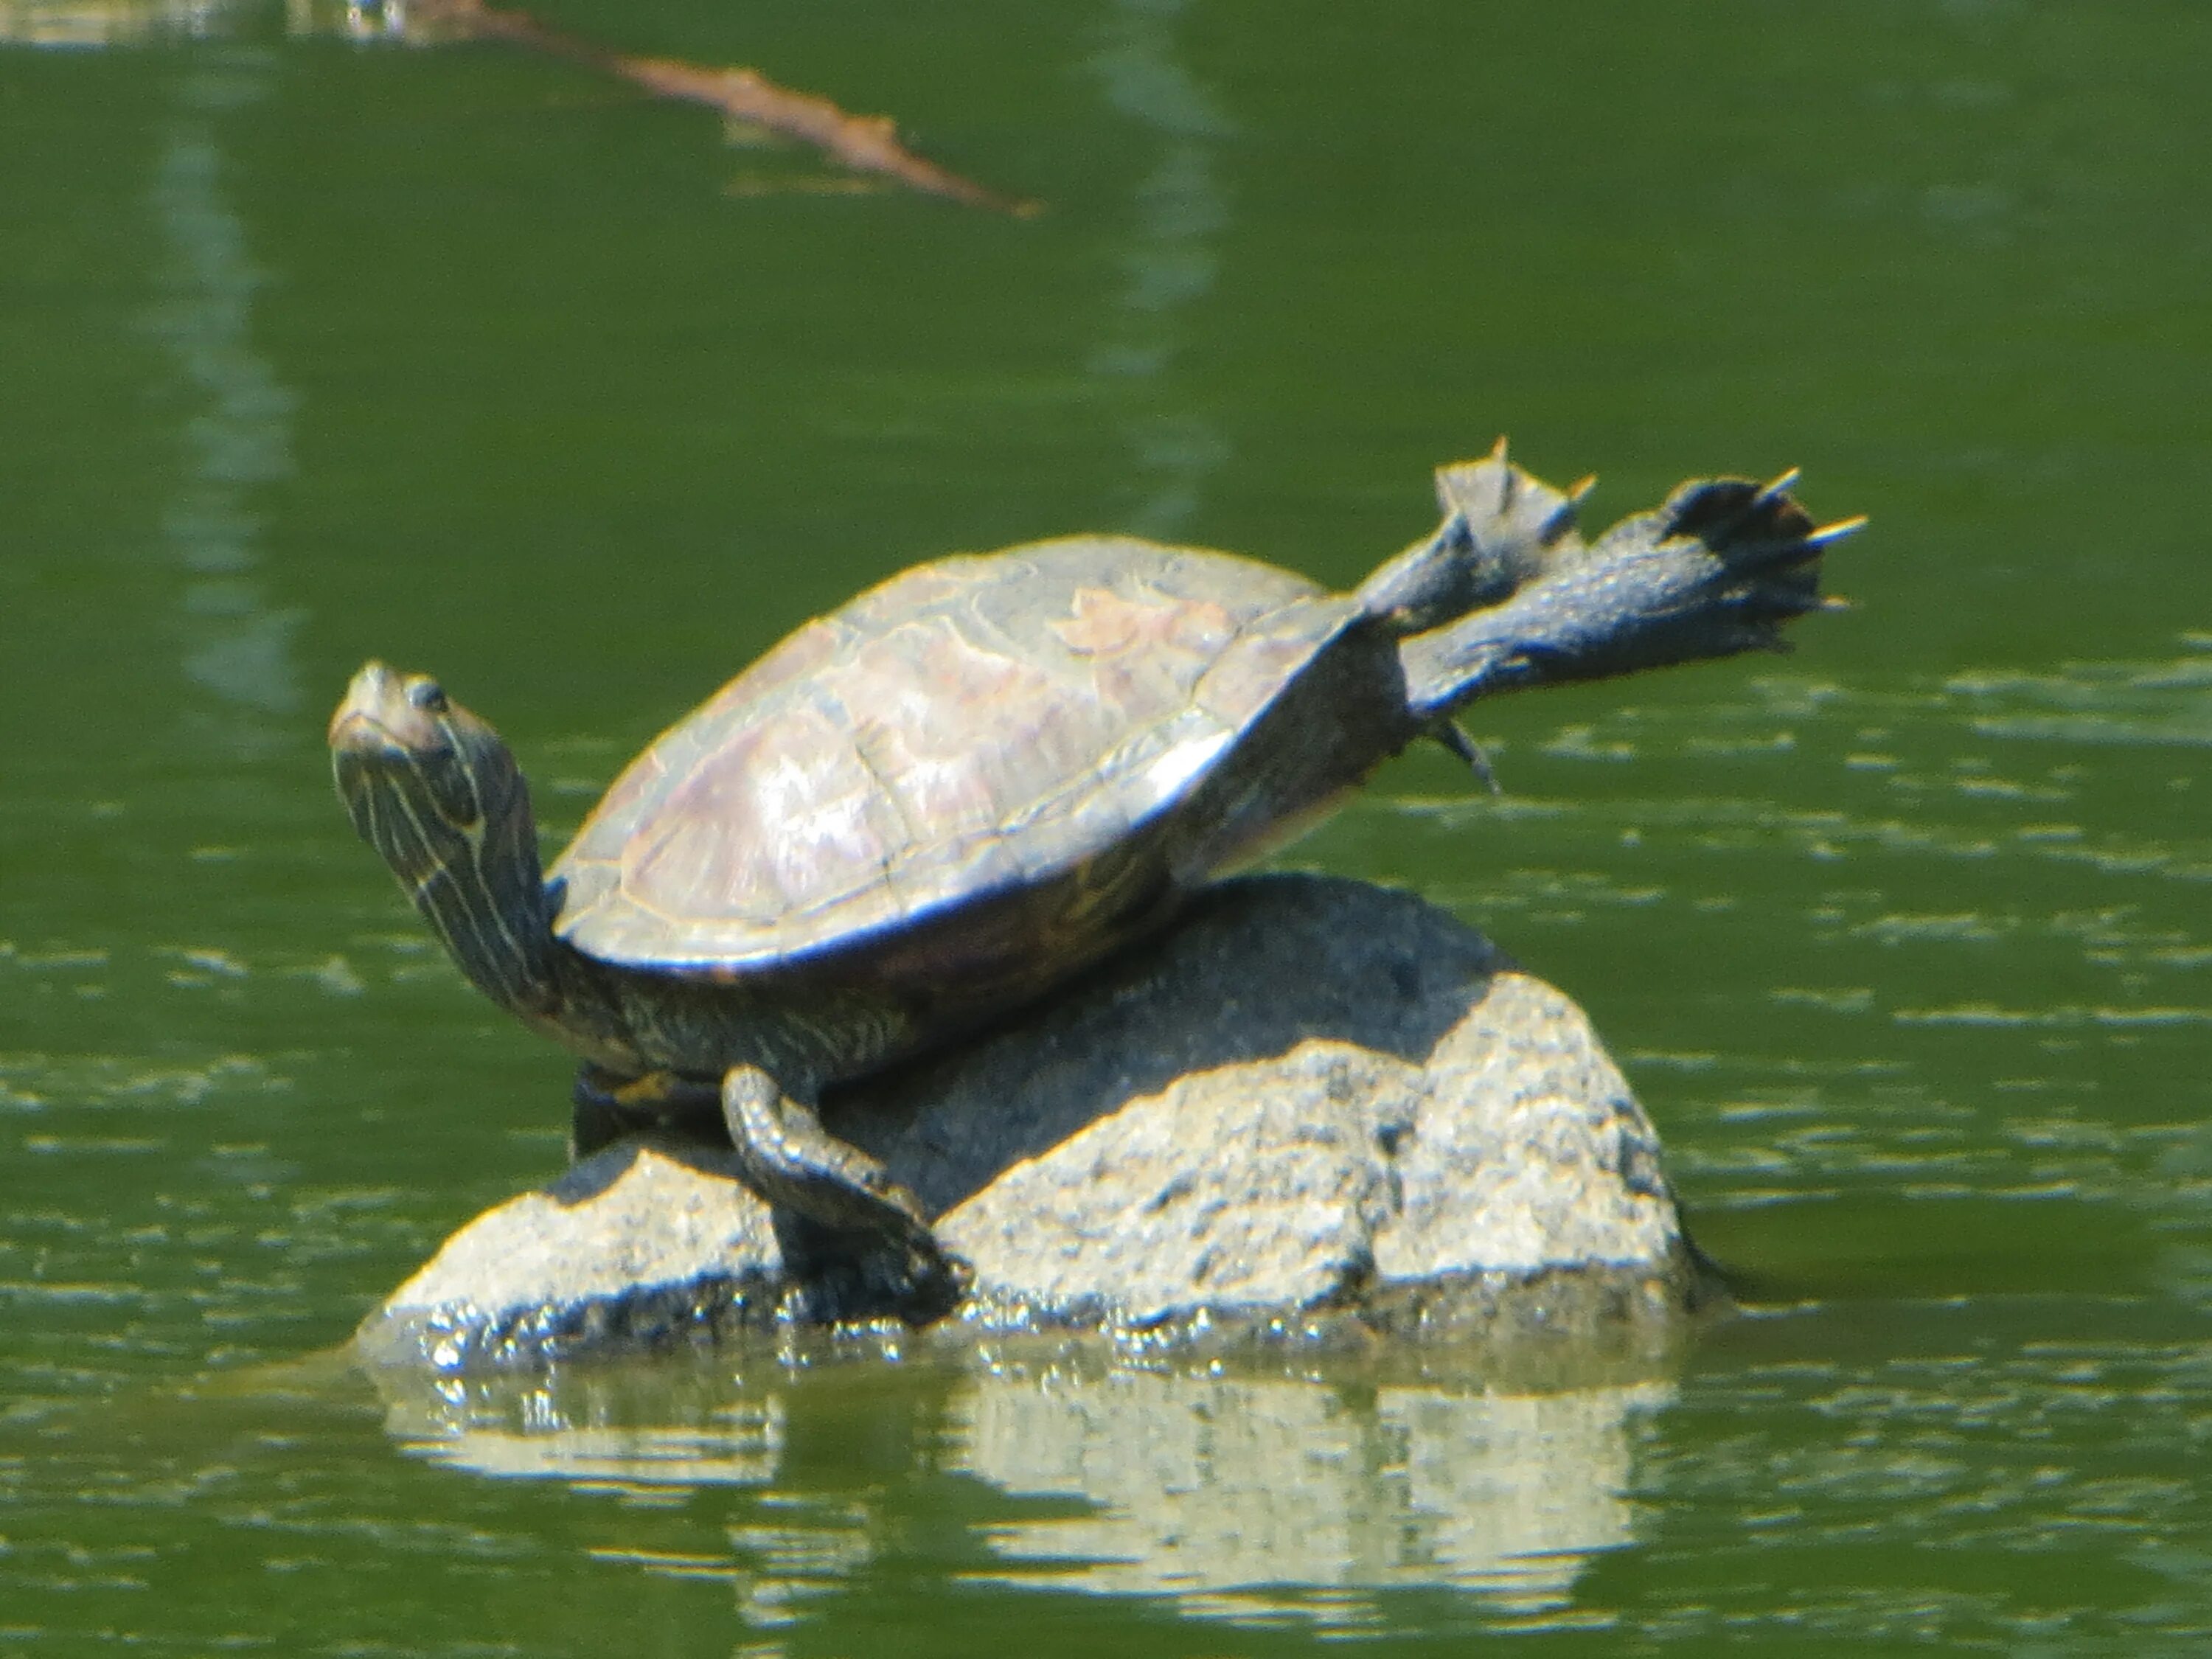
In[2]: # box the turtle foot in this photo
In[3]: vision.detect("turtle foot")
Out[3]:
[771,1212,971,1326]
[720,1065,964,1322]
[1619,470,1864,652]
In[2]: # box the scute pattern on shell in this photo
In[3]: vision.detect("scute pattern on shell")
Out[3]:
[549,536,1352,970]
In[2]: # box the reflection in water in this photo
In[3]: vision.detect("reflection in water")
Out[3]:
[0,0,222,46]
[7,4,314,748]
[954,1372,1663,1629]
[147,42,305,750]
[380,1363,884,1633]
[376,1359,1664,1634]
[1087,0,1232,537]
[397,1385,787,1495]
[0,0,465,46]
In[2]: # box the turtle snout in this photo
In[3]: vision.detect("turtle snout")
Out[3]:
[330,661,443,751]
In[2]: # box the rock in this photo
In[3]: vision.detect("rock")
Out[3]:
[354,874,1695,1371]
[355,1138,784,1371]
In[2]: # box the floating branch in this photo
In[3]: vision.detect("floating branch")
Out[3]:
[420,0,1037,215]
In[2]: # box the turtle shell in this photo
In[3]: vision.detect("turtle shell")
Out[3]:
[548,535,1361,973]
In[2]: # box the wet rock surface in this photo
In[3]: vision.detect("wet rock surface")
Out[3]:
[355,875,1695,1371]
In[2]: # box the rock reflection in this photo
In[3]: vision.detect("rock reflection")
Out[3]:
[0,0,499,48]
[954,1371,1665,1627]
[374,1357,1665,1632]
[384,1372,785,1497]
[0,0,224,46]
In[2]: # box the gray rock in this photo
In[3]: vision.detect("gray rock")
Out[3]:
[355,1137,784,1371]
[354,875,1695,1371]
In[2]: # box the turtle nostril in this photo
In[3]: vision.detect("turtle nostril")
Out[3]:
[407,678,450,714]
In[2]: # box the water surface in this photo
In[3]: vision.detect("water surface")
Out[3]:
[4,0,2210,1649]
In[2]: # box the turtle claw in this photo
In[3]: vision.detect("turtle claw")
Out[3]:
[1804,515,1871,548]
[1753,466,1803,507]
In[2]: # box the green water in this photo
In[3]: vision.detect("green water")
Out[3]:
[5,0,2210,1649]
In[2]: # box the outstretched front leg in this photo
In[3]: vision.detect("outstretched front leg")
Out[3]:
[720,1065,967,1319]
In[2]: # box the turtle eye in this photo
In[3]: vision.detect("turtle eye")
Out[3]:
[407,678,450,714]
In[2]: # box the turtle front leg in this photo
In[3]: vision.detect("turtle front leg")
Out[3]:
[720,1065,967,1318]
[570,1065,724,1160]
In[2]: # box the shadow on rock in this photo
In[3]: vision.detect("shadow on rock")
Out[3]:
[833,872,1509,1213]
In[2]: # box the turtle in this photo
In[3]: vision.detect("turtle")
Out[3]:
[329,442,1857,1312]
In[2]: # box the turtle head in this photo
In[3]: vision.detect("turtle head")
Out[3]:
[330,661,560,1017]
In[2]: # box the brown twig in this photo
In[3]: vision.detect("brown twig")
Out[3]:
[418,0,1037,215]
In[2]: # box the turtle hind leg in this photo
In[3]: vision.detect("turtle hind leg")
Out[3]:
[720,1065,968,1322]
[1397,470,1858,719]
